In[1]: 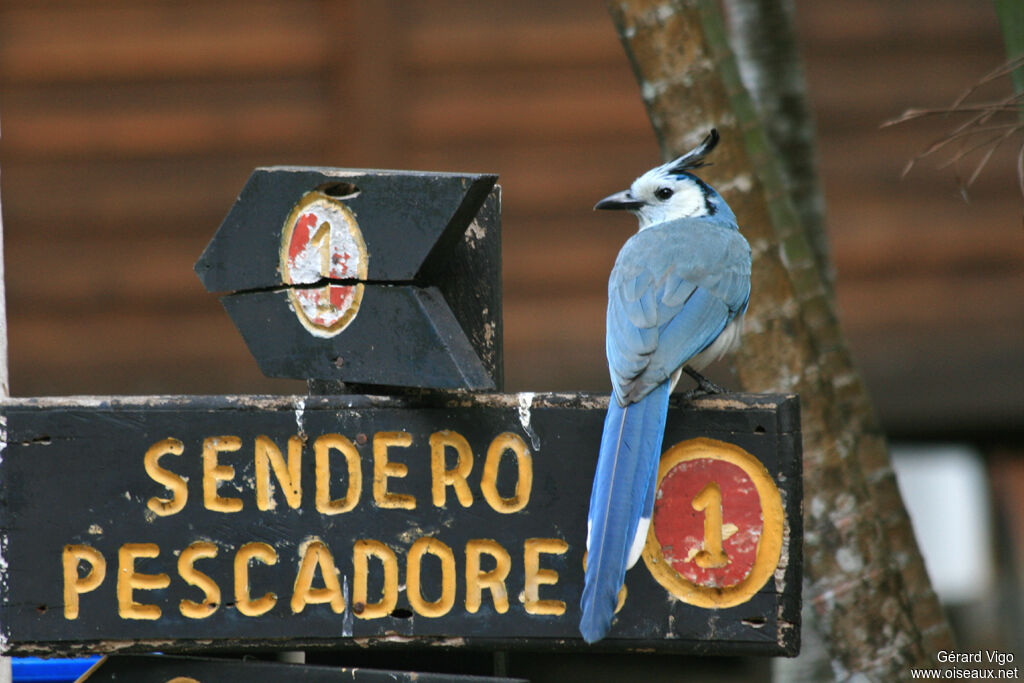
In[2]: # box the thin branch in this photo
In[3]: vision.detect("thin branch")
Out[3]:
[936,127,1018,171]
[884,57,1024,203]
[952,55,1024,108]
[884,98,1024,126]
[900,124,1021,178]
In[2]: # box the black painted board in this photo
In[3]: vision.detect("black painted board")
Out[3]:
[0,392,800,657]
[81,654,528,682]
[428,188,503,391]
[195,167,498,292]
[221,285,494,390]
[194,168,502,389]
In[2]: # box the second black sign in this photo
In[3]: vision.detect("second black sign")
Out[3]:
[0,392,800,656]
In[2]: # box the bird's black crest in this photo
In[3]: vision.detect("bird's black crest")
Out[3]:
[664,129,719,175]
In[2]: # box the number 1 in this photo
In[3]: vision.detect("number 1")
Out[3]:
[311,221,336,312]
[692,481,729,569]
[311,221,332,276]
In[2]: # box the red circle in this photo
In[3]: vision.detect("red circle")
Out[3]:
[652,458,764,588]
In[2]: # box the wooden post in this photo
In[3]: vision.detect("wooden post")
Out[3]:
[0,155,7,399]
[0,122,13,683]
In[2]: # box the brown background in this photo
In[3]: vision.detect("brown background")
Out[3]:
[1,1,1020,441]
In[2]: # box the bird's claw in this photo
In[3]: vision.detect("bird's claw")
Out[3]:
[680,366,727,399]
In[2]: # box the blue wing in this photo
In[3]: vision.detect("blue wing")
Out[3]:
[580,219,750,643]
[606,220,750,404]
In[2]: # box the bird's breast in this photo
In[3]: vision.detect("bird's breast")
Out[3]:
[688,315,745,372]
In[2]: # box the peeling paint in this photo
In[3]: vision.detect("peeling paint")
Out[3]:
[482,308,495,349]
[689,395,779,411]
[516,392,541,451]
[465,220,487,245]
[342,575,353,638]
[294,397,306,440]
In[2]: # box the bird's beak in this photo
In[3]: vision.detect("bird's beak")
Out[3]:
[594,190,643,211]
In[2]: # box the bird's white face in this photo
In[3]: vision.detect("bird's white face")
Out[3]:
[628,171,714,230]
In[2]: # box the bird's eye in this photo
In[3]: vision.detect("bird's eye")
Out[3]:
[654,187,674,201]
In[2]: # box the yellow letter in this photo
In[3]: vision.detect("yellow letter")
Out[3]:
[480,433,532,513]
[315,434,362,514]
[62,545,106,620]
[430,431,474,508]
[178,541,220,619]
[145,437,187,516]
[291,539,345,614]
[465,539,511,614]
[255,435,302,511]
[407,537,455,617]
[117,543,170,620]
[234,542,278,617]
[352,539,398,619]
[523,538,568,615]
[202,436,243,513]
[373,431,415,509]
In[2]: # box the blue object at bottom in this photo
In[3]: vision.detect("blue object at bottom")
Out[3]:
[12,657,101,682]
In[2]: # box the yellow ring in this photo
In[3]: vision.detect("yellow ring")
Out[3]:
[279,191,368,338]
[641,437,784,608]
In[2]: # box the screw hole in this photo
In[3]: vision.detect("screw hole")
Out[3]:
[317,182,361,200]
[754,425,766,434]
[390,607,414,619]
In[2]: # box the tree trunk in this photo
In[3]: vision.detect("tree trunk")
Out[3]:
[721,0,832,293]
[603,1,955,678]
[723,2,838,678]
[720,0,831,296]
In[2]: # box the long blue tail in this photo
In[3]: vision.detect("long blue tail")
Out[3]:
[580,381,671,643]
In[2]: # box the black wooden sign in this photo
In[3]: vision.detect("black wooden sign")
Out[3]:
[0,392,800,657]
[81,654,528,682]
[195,168,502,390]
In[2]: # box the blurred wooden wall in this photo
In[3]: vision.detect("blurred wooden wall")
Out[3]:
[1,0,1021,437]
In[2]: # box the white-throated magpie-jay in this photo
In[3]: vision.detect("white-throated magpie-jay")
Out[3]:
[580,129,751,643]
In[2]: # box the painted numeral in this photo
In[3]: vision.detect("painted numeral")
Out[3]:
[692,481,729,569]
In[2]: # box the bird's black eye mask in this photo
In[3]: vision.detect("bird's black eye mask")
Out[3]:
[668,172,717,216]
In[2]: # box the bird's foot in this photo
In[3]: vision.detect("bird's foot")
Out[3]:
[679,366,727,399]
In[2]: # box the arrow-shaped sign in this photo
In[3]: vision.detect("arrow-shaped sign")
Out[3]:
[195,168,502,390]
